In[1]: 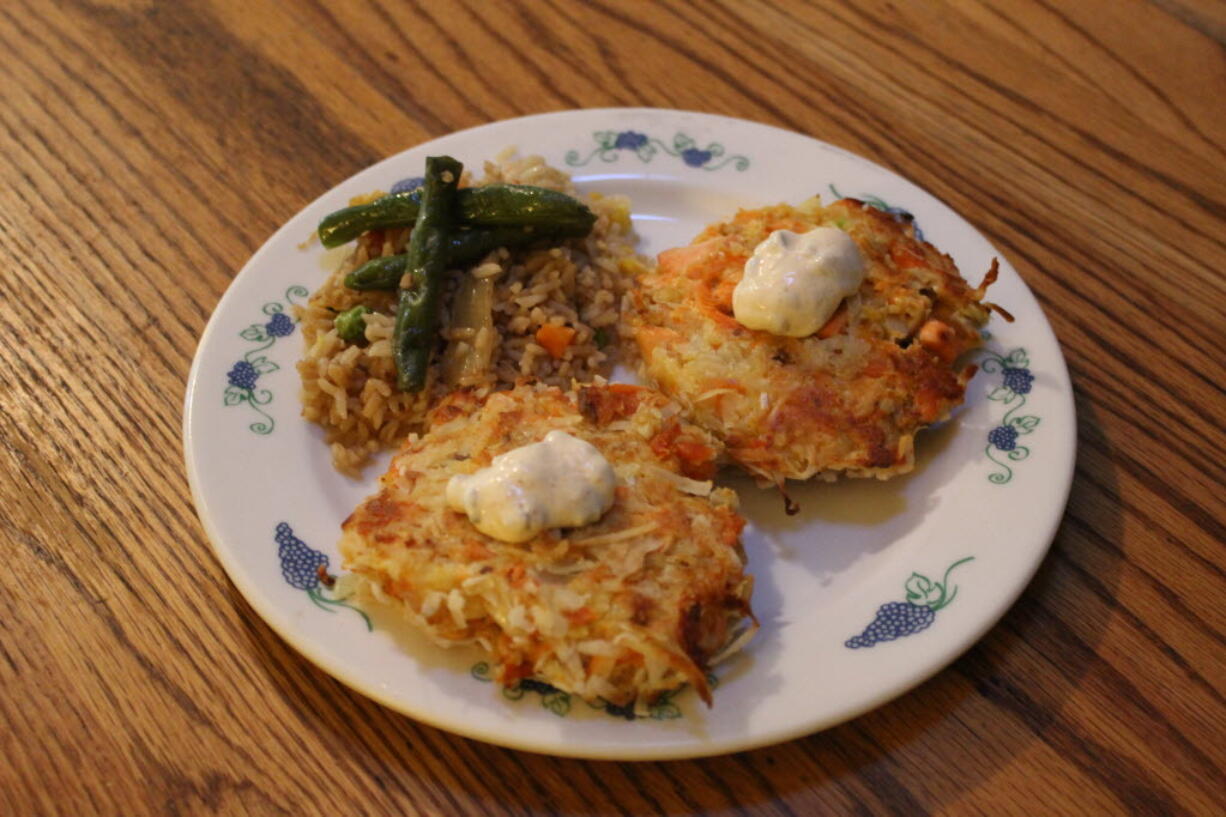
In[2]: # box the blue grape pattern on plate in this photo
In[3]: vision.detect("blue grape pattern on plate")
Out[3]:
[275,523,370,630]
[981,348,1040,484]
[846,557,974,648]
[390,175,425,194]
[566,130,749,171]
[223,285,308,434]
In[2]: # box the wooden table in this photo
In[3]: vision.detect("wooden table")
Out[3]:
[2,1,1222,814]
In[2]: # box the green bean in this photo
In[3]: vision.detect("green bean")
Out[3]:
[318,193,418,248]
[343,256,410,292]
[455,185,596,232]
[318,184,596,248]
[440,222,589,263]
[334,305,371,343]
[343,224,583,291]
[392,155,462,392]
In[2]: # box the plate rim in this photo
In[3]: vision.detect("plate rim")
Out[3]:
[183,106,1077,760]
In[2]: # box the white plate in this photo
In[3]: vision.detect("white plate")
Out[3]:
[184,109,1075,760]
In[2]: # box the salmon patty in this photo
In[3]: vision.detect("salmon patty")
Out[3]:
[339,382,755,709]
[629,198,1001,486]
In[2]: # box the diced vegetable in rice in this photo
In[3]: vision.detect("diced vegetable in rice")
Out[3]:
[297,153,642,475]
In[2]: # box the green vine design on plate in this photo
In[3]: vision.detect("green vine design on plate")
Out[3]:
[845,557,974,648]
[223,285,308,434]
[471,662,571,716]
[981,348,1039,484]
[565,130,749,171]
[470,662,718,720]
[275,523,372,631]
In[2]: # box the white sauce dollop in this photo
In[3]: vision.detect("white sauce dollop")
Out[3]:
[731,227,866,337]
[445,431,616,543]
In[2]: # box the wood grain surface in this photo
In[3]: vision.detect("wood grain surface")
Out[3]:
[1,0,1223,814]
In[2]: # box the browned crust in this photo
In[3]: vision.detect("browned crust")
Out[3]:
[629,199,997,485]
[340,382,754,708]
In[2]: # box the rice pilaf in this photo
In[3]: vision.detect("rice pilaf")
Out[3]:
[297,154,642,474]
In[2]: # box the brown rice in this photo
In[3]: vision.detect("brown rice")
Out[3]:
[296,153,644,475]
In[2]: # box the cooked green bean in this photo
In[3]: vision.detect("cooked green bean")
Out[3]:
[392,155,462,392]
[318,193,418,249]
[334,305,371,342]
[449,224,540,260]
[455,185,596,232]
[343,255,409,292]
[318,184,596,248]
[343,224,584,291]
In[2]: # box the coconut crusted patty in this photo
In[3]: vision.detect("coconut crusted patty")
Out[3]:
[339,381,755,709]
[628,198,1000,487]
